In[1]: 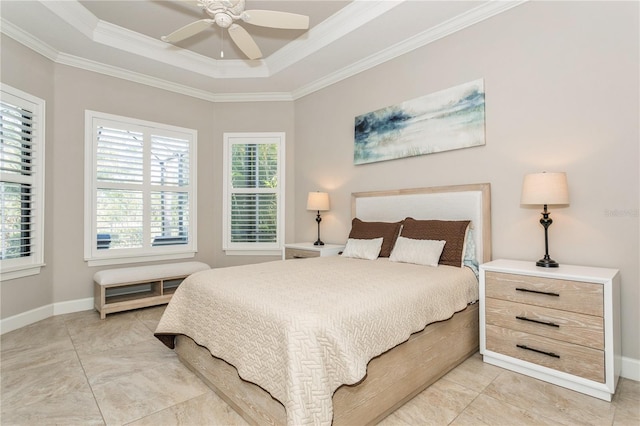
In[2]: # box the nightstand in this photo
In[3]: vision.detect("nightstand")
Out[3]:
[480,259,620,401]
[283,243,345,260]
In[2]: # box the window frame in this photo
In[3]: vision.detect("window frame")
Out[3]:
[84,110,197,266]
[0,84,46,281]
[222,132,285,256]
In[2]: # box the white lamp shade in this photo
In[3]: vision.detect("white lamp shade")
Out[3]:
[307,191,330,211]
[521,172,569,205]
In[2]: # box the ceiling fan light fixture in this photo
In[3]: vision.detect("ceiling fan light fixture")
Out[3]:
[162,0,309,60]
[204,0,244,19]
[214,13,233,28]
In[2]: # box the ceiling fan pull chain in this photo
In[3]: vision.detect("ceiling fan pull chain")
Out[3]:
[220,29,224,58]
[160,0,308,60]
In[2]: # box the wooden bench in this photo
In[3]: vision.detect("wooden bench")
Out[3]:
[93,261,210,319]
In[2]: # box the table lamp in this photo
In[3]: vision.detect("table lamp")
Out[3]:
[521,172,569,267]
[307,191,330,246]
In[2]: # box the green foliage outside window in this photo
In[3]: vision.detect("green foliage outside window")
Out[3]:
[230,143,278,243]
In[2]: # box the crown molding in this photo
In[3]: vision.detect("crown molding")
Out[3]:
[266,0,405,76]
[212,92,294,103]
[3,1,527,103]
[291,0,528,100]
[56,52,290,102]
[0,19,290,103]
[93,20,269,79]
[40,0,98,39]
[55,52,219,102]
[36,0,406,80]
[41,0,267,79]
[0,18,59,62]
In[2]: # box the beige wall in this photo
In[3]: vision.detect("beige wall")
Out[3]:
[1,36,295,317]
[209,101,296,268]
[1,1,638,367]
[294,1,639,361]
[49,65,219,304]
[0,36,55,318]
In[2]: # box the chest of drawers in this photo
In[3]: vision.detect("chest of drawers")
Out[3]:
[480,259,620,401]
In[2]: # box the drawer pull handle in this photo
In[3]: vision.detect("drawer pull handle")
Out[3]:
[515,315,560,328]
[292,255,306,259]
[516,344,560,359]
[515,287,560,297]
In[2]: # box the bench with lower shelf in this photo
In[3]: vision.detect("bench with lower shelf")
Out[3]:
[93,261,210,319]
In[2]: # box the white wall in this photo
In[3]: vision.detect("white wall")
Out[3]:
[293,1,640,364]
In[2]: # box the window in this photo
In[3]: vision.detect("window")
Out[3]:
[223,132,284,255]
[0,85,46,281]
[85,111,197,266]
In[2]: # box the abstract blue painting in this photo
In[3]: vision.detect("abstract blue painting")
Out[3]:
[354,79,485,165]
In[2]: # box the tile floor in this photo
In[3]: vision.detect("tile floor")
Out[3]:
[1,305,638,426]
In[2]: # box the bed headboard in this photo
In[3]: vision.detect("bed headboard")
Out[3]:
[351,183,492,263]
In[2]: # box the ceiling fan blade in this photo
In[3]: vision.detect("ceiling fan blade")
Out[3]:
[161,19,212,43]
[228,24,262,59]
[242,10,309,30]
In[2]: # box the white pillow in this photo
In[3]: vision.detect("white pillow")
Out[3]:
[341,237,384,260]
[389,236,446,267]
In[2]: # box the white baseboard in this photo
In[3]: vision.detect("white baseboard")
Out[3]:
[52,297,94,316]
[2,297,640,384]
[621,356,640,382]
[0,304,54,335]
[0,297,94,335]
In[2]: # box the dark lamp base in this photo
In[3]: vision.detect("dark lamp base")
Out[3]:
[313,211,324,246]
[536,258,559,268]
[536,206,559,268]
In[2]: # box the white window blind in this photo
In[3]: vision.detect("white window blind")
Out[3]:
[150,134,190,247]
[223,133,284,254]
[0,85,45,280]
[85,111,196,266]
[95,125,144,250]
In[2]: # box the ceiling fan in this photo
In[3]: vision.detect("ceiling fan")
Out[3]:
[161,0,310,60]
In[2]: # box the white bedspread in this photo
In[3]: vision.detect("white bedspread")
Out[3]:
[155,256,478,425]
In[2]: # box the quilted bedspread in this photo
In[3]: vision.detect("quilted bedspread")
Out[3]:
[155,256,478,425]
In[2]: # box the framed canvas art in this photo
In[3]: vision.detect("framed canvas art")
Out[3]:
[354,79,486,165]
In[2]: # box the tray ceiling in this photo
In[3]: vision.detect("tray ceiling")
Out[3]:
[0,0,526,101]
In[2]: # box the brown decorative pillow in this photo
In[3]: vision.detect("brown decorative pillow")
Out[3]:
[400,218,470,267]
[348,218,402,257]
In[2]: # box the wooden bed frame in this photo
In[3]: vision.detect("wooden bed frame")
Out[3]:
[174,183,491,425]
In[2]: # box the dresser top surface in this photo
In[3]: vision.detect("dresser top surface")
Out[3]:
[481,259,619,282]
[284,242,345,251]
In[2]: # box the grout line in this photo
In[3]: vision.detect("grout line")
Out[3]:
[446,366,506,425]
[121,392,212,426]
[2,311,637,425]
[63,315,108,426]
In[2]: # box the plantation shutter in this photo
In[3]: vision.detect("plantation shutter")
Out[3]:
[149,134,190,246]
[223,133,284,253]
[95,125,145,250]
[230,143,279,243]
[86,111,196,265]
[0,99,38,260]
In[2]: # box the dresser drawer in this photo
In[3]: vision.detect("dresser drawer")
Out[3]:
[284,248,320,260]
[485,271,603,317]
[485,298,604,350]
[486,324,605,383]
